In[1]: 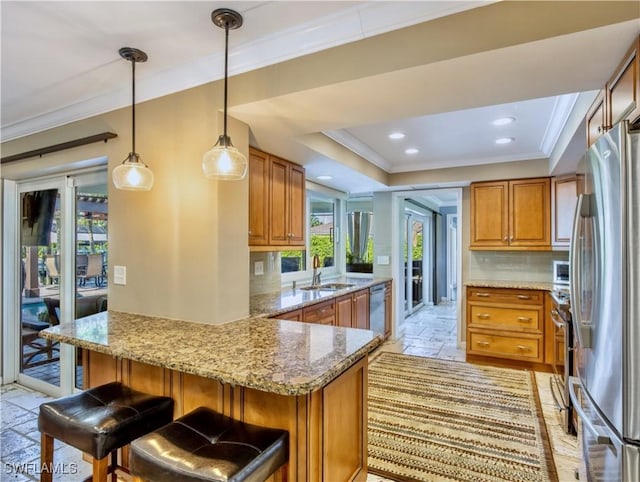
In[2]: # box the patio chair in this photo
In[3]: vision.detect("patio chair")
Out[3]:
[77,253,104,287]
[44,255,59,284]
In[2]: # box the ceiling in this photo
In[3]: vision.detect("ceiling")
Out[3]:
[2,1,639,194]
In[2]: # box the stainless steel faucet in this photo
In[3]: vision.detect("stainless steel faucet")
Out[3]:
[311,255,321,287]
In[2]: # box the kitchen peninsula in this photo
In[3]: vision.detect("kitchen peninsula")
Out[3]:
[41,310,382,482]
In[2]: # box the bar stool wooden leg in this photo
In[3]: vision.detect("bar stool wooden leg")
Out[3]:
[92,455,109,482]
[40,433,53,482]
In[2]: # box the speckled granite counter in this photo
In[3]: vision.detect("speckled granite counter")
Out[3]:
[41,310,381,396]
[250,276,391,316]
[465,279,569,292]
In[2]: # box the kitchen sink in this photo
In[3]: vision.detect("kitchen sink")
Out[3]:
[300,283,355,291]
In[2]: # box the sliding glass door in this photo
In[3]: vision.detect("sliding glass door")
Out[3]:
[10,171,108,396]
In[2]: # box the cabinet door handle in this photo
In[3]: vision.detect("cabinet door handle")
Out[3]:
[477,341,490,347]
[517,295,531,300]
[503,236,508,242]
[248,230,252,235]
[516,345,531,352]
[517,317,532,323]
[597,125,602,133]
[477,313,491,320]
[510,235,514,241]
[476,293,490,298]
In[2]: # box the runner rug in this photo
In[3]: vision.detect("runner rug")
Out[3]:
[368,352,558,482]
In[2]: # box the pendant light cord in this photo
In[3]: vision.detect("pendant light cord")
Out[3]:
[223,22,229,144]
[131,58,136,156]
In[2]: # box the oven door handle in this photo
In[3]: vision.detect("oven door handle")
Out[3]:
[568,376,612,445]
[549,375,566,411]
[550,309,565,330]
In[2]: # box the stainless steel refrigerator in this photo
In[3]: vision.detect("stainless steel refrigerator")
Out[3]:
[568,120,640,481]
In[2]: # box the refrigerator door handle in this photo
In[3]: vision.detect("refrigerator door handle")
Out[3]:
[568,376,612,445]
[570,193,593,348]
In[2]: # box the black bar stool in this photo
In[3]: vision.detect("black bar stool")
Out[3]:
[38,381,174,482]
[130,406,289,482]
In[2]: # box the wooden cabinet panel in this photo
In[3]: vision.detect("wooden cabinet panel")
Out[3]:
[466,287,548,365]
[248,150,270,245]
[509,178,550,247]
[322,357,366,482]
[552,176,577,248]
[353,289,369,330]
[470,178,550,250]
[586,90,606,147]
[468,332,543,362]
[249,148,306,249]
[276,309,302,321]
[468,305,541,332]
[467,287,543,305]
[84,350,118,388]
[336,294,353,328]
[303,299,336,325]
[269,157,290,246]
[607,37,640,126]
[470,181,508,247]
[288,164,305,245]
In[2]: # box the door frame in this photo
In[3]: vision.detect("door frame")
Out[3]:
[391,189,463,347]
[2,169,106,396]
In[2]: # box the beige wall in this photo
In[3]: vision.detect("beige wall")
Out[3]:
[2,82,250,324]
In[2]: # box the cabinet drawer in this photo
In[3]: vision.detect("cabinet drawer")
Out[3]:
[303,300,335,325]
[469,305,541,332]
[468,332,543,362]
[467,287,543,305]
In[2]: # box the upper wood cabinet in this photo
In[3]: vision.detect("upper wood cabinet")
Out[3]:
[607,36,640,127]
[470,178,550,250]
[248,147,305,249]
[586,90,606,147]
[586,36,640,146]
[552,176,577,249]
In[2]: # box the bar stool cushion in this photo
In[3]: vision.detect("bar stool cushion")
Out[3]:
[38,381,174,460]
[130,406,289,482]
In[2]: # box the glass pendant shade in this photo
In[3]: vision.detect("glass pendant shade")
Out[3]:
[202,135,247,180]
[113,153,154,191]
[203,8,247,181]
[113,47,153,191]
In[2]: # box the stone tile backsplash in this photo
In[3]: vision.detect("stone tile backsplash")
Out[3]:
[249,252,282,295]
[469,250,569,282]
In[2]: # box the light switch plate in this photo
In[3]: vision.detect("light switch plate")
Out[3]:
[114,265,126,285]
[254,261,264,276]
[377,255,390,265]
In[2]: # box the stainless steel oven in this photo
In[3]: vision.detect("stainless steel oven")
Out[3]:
[549,289,576,435]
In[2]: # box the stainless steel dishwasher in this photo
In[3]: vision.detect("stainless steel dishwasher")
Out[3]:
[369,284,385,335]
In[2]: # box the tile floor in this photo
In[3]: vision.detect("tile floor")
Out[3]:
[1,302,580,481]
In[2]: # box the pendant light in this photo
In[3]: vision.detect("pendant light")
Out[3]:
[202,8,247,181]
[112,47,154,191]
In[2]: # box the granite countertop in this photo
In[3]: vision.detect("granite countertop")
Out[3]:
[250,276,391,317]
[40,310,382,396]
[464,279,569,292]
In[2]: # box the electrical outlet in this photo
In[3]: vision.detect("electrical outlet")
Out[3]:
[254,261,264,276]
[114,265,126,285]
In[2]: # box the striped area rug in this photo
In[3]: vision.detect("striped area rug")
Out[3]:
[368,352,558,482]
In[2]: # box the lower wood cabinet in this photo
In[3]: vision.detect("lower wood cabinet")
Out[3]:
[274,287,374,330]
[84,350,369,482]
[466,286,545,364]
[302,299,335,325]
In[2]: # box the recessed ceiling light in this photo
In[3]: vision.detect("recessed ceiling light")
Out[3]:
[316,175,333,180]
[404,148,419,155]
[492,116,516,126]
[388,132,405,140]
[495,137,515,145]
